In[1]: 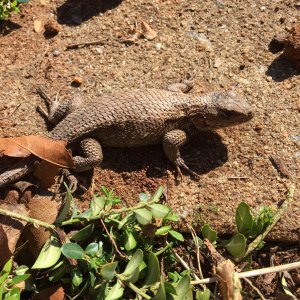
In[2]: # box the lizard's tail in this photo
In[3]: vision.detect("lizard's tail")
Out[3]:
[0,156,36,188]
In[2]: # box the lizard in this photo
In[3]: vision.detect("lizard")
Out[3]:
[0,81,254,189]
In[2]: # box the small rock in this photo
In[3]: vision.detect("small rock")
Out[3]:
[72,76,83,86]
[155,43,162,51]
[94,47,103,54]
[213,58,222,68]
[33,20,43,33]
[141,20,157,40]
[254,124,263,132]
[44,19,61,37]
[53,50,60,57]
[187,31,213,52]
[260,6,266,11]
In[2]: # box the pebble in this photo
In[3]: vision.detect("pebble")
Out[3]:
[53,50,60,57]
[155,43,162,51]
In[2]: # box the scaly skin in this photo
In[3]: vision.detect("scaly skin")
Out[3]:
[0,88,254,187]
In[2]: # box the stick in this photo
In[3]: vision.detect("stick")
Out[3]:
[100,219,127,259]
[191,261,300,285]
[66,40,106,50]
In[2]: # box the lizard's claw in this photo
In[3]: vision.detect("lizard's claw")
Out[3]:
[174,158,200,179]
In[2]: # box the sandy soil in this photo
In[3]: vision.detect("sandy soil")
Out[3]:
[0,0,299,242]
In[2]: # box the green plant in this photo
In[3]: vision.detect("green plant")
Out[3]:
[201,202,275,259]
[28,186,202,299]
[0,258,31,299]
[0,0,28,20]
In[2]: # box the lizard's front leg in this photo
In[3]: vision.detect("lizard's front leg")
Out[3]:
[36,88,83,124]
[163,129,199,179]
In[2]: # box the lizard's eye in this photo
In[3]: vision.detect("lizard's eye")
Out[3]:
[221,111,235,118]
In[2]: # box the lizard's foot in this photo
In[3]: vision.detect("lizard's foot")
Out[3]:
[60,169,78,193]
[167,71,196,93]
[174,158,200,179]
[36,87,83,124]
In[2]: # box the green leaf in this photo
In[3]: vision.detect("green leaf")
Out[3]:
[173,275,191,300]
[101,262,118,280]
[124,231,137,251]
[152,277,166,300]
[61,243,84,259]
[14,266,29,276]
[4,287,20,299]
[0,285,3,299]
[118,212,134,230]
[149,204,170,219]
[7,274,30,286]
[195,289,210,300]
[164,213,179,222]
[71,269,83,287]
[144,252,160,286]
[224,233,247,258]
[134,208,152,225]
[71,224,94,242]
[122,249,143,276]
[91,194,106,216]
[169,230,184,241]
[139,192,150,202]
[155,225,171,236]
[164,281,177,295]
[0,257,12,285]
[236,202,253,234]
[122,249,143,283]
[32,235,61,269]
[105,281,124,300]
[55,194,71,223]
[49,267,66,282]
[201,224,217,243]
[85,242,100,257]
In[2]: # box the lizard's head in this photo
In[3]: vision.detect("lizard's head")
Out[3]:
[192,90,254,130]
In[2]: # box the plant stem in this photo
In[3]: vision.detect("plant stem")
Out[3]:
[238,184,295,261]
[116,274,151,299]
[0,208,56,230]
[155,242,173,256]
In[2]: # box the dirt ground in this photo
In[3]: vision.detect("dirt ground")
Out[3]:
[0,0,299,242]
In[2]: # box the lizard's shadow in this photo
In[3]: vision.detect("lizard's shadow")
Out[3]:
[100,131,228,178]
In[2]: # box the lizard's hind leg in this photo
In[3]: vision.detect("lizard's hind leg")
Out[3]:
[36,88,83,124]
[73,138,103,172]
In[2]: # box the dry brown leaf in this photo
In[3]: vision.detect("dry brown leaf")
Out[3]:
[216,259,242,300]
[141,20,157,40]
[32,285,65,300]
[0,203,29,265]
[0,136,74,168]
[34,161,61,188]
[22,196,60,259]
[34,20,44,33]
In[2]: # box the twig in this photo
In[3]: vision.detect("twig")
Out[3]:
[0,208,56,230]
[243,278,267,300]
[187,224,205,280]
[191,261,300,285]
[66,40,106,50]
[0,104,21,120]
[116,274,151,299]
[238,184,295,261]
[100,219,127,259]
[167,241,202,282]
